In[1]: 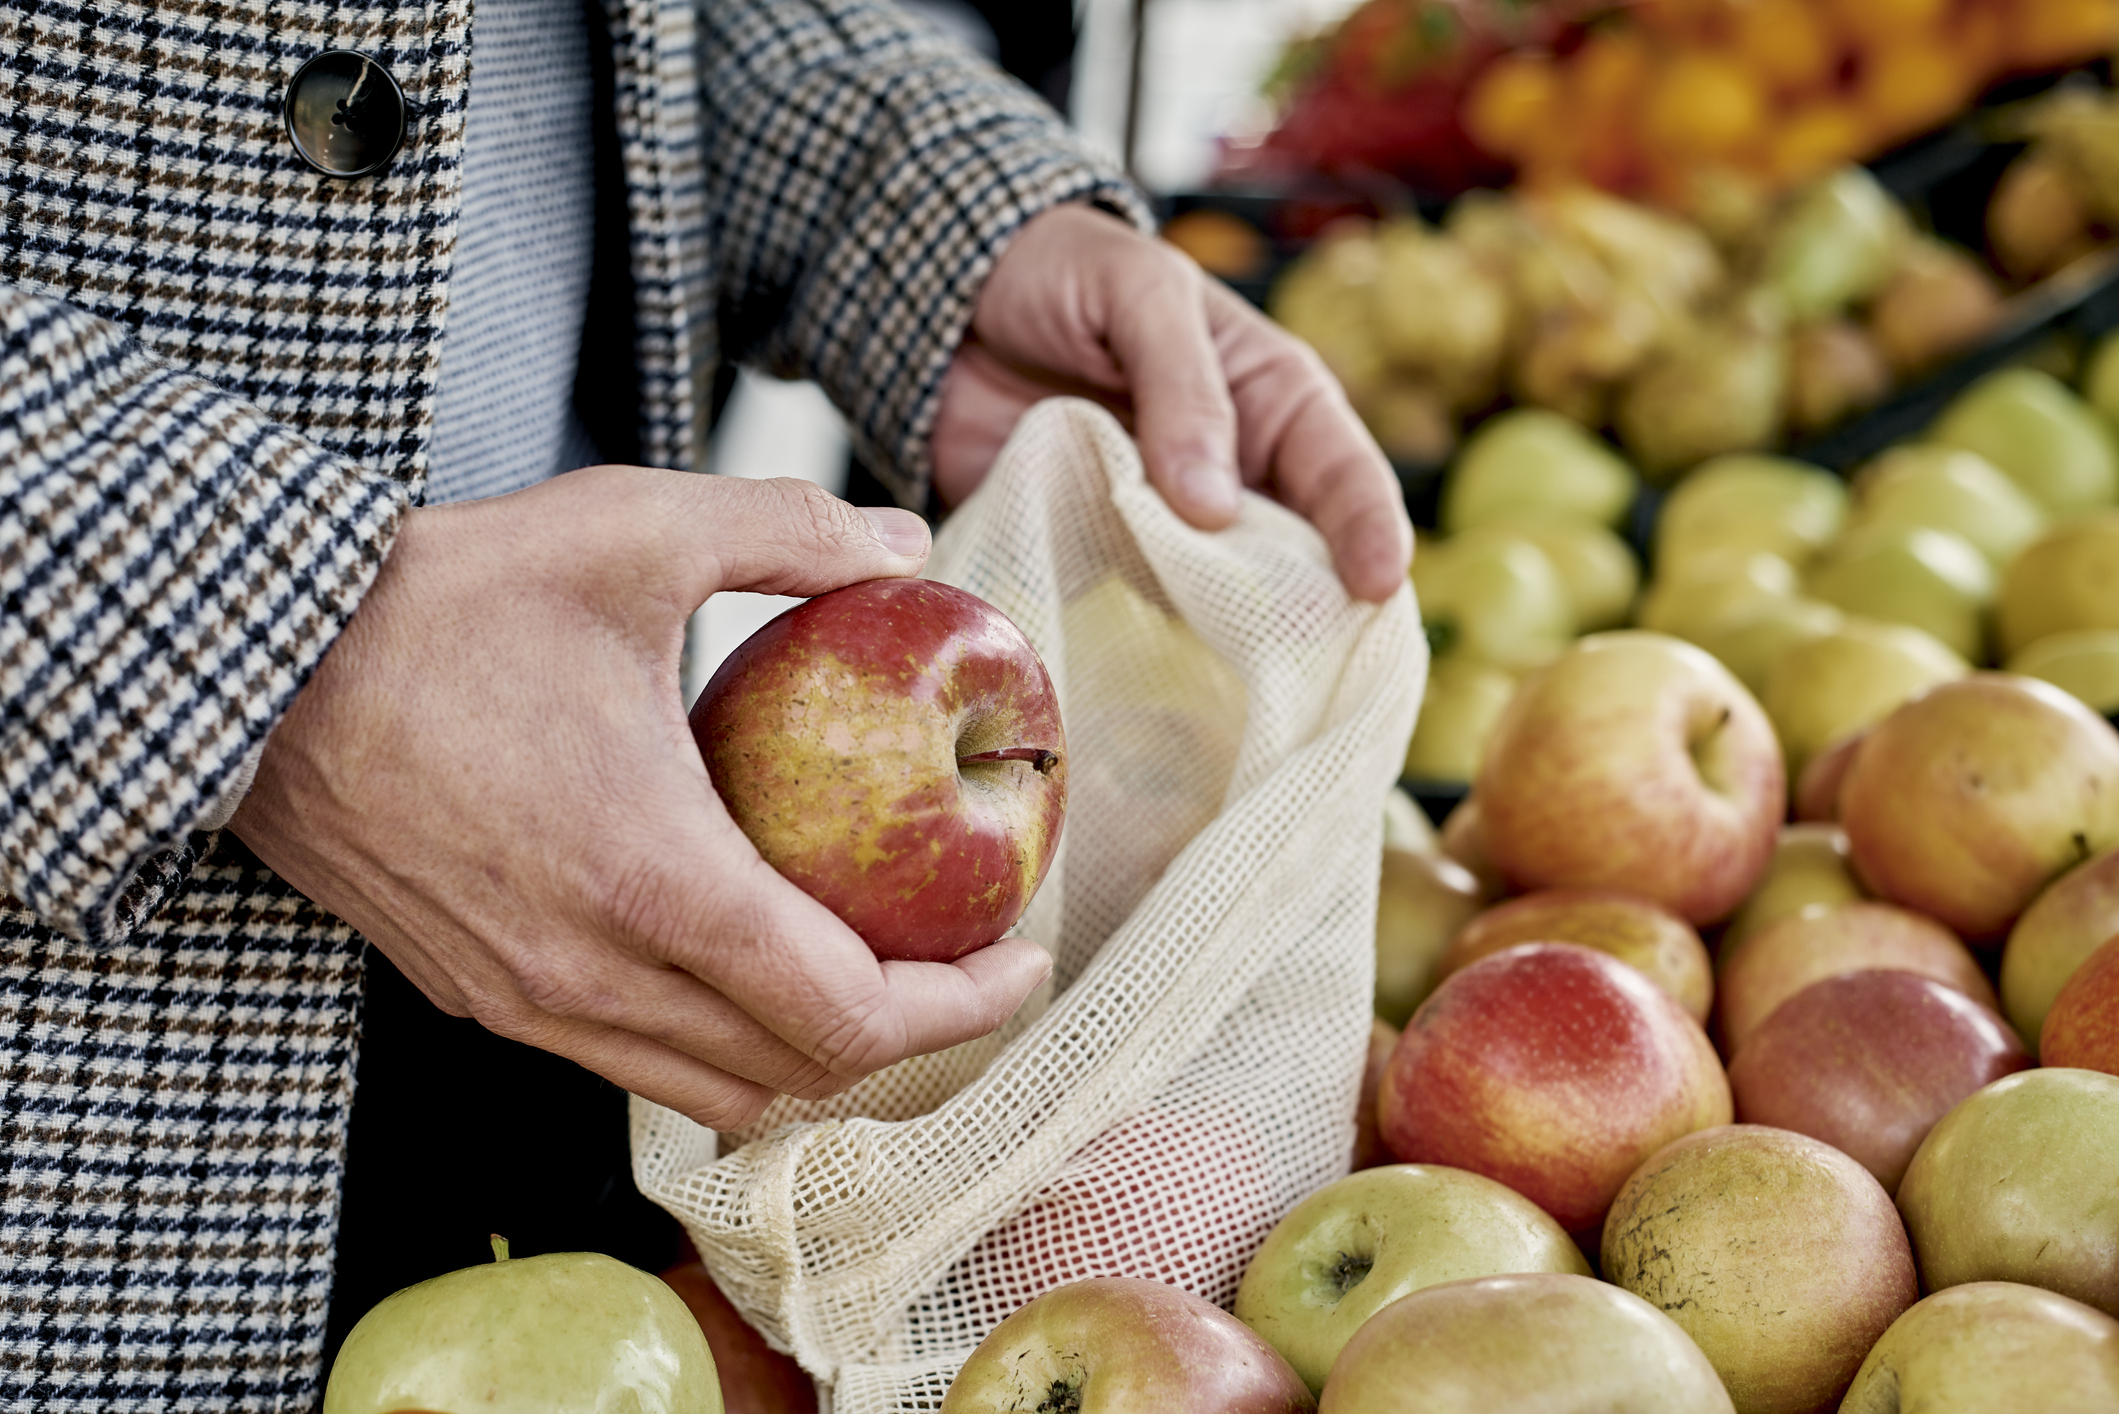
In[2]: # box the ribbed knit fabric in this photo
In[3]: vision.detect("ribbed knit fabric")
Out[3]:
[424,0,602,505]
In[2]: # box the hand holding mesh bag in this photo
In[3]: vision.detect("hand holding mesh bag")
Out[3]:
[634,398,1425,1410]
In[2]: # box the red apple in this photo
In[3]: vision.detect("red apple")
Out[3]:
[1350,1018,1400,1171]
[1437,887,1713,1023]
[659,1256,816,1413]
[2002,845,2119,1052]
[1476,632,1784,925]
[1793,727,1866,822]
[1602,1125,1918,1414]
[690,578,1066,962]
[1316,1273,1734,1412]
[1840,673,2119,941]
[1716,901,1995,1057]
[2041,933,2119,1074]
[1727,970,2031,1194]
[1377,943,1731,1233]
[939,1278,1312,1413]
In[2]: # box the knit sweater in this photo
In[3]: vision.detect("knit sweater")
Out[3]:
[0,1,1140,1403]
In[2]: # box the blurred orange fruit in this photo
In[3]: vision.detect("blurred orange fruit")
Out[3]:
[1858,36,1979,144]
[2009,0,2119,71]
[1767,100,1872,184]
[1465,51,1564,160]
[1825,0,1951,46]
[1734,0,1841,94]
[1641,49,1770,158]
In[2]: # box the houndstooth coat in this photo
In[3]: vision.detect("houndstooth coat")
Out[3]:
[0,0,1136,1404]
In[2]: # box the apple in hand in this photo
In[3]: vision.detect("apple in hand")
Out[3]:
[1476,632,1784,925]
[1316,1272,1734,1413]
[2002,845,2119,1053]
[1839,1282,2119,1414]
[940,1278,1312,1414]
[1234,1165,1590,1392]
[1715,901,1993,1056]
[1898,1068,2119,1318]
[1377,944,1731,1233]
[691,578,1066,962]
[1840,674,2119,941]
[1437,887,1712,1023]
[1602,1126,1917,1414]
[2041,933,2119,1073]
[325,1237,722,1414]
[1727,970,2029,1194]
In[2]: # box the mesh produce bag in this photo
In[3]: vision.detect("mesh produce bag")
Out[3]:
[632,398,1425,1410]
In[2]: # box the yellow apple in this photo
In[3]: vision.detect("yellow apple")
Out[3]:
[1692,596,1845,697]
[1440,408,1639,533]
[1653,453,1848,580]
[1848,444,2047,568]
[1465,521,1639,631]
[1404,657,1516,783]
[1761,618,1969,780]
[1997,511,2119,658]
[2008,630,2119,715]
[1411,534,1574,671]
[2001,846,2119,1053]
[1805,524,1994,663]
[1375,846,1484,1027]
[1928,368,2119,515]
[1719,822,1866,960]
[1637,552,1799,644]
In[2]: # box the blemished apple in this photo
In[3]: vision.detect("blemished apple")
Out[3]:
[1897,1068,2119,1318]
[1233,1165,1590,1393]
[1718,823,1865,959]
[1715,901,1994,1057]
[1476,632,1784,926]
[1377,944,1731,1233]
[1838,1282,2119,1414]
[1601,1126,1917,1414]
[1350,1019,1400,1171]
[1437,887,1712,1023]
[1792,728,1865,822]
[1316,1272,1734,1413]
[1839,674,2119,941]
[1727,970,2030,1194]
[2038,934,2119,1074]
[939,1278,1312,1414]
[691,578,1066,963]
[2001,845,2119,1053]
[325,1238,722,1414]
[1374,847,1483,1028]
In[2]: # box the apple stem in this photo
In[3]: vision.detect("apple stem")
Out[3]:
[491,1234,511,1264]
[958,747,1060,776]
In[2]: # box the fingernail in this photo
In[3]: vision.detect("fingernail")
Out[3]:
[859,506,931,558]
[1178,462,1241,520]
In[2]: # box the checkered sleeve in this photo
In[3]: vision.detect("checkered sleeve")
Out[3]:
[697,0,1152,506]
[0,288,410,945]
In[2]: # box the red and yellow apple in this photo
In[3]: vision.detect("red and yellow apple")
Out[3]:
[1476,632,1784,925]
[1727,970,2030,1193]
[1377,943,1730,1233]
[1350,1019,1400,1171]
[1839,674,2119,942]
[691,579,1066,962]
[1839,1282,2119,1413]
[2039,934,2119,1075]
[1436,887,1712,1023]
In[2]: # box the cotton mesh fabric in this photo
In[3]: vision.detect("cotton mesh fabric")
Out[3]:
[633,399,1424,1408]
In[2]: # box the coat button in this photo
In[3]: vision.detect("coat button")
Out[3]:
[283,49,407,178]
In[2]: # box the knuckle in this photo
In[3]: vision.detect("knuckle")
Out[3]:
[507,949,615,1020]
[806,987,905,1080]
[692,1090,775,1131]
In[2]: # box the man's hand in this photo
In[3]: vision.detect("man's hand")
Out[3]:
[230,469,1052,1128]
[931,204,1414,603]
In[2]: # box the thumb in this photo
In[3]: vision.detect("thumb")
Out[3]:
[665,474,931,604]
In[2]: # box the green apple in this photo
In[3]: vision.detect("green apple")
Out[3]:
[324,1239,722,1414]
[1653,453,1848,580]
[1840,1282,2119,1414]
[2001,845,2119,1053]
[1898,1068,2119,1318]
[2085,326,2119,429]
[1234,1165,1590,1393]
[1637,552,1800,644]
[1404,657,1516,783]
[2008,630,2119,714]
[1761,618,1969,780]
[1603,1126,1917,1414]
[1375,846,1484,1027]
[1316,1273,1734,1413]
[1440,408,1638,534]
[1927,368,2119,515]
[1760,166,1907,322]
[1692,597,1845,697]
[1997,511,2119,658]
[1719,822,1866,960]
[1463,521,1639,631]
[1805,524,1995,663]
[1847,444,2047,568]
[1411,534,1574,671]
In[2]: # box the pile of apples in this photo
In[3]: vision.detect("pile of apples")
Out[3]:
[946,632,2119,1412]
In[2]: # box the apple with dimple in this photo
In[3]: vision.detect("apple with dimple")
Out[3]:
[1727,969,2029,1193]
[1838,1282,2119,1414]
[1316,1272,1734,1413]
[939,1278,1312,1414]
[1715,901,1993,1056]
[1234,1165,1589,1393]
[324,1238,722,1414]
[1377,943,1731,1232]
[1437,887,1712,1023]
[1476,632,1784,926]
[2039,933,2119,1074]
[1839,673,2119,941]
[691,578,1066,962]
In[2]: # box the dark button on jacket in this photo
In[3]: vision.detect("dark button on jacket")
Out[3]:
[283,49,406,177]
